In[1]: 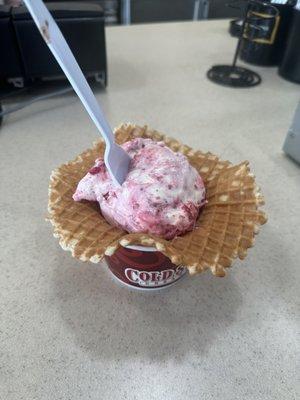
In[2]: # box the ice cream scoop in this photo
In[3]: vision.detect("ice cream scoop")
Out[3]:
[73,138,206,239]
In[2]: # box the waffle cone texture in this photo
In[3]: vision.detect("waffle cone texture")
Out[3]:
[48,124,267,277]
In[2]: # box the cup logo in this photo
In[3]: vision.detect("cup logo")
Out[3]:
[125,265,185,287]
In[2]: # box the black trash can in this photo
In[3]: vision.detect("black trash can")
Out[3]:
[279,8,300,84]
[239,0,296,66]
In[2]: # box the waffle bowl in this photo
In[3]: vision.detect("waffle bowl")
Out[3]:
[48,124,267,279]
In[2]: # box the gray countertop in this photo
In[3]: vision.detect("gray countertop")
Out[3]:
[1,20,299,400]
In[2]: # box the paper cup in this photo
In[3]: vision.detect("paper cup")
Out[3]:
[105,245,186,290]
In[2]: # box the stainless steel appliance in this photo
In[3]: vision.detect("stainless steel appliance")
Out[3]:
[283,102,300,164]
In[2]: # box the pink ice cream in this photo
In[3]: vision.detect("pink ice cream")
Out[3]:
[73,138,206,239]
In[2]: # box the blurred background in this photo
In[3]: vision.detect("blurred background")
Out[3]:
[1,0,243,24]
[1,0,299,159]
[0,0,245,121]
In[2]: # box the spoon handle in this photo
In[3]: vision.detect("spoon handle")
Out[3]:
[23,0,114,147]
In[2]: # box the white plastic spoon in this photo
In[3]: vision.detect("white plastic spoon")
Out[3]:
[23,0,131,186]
